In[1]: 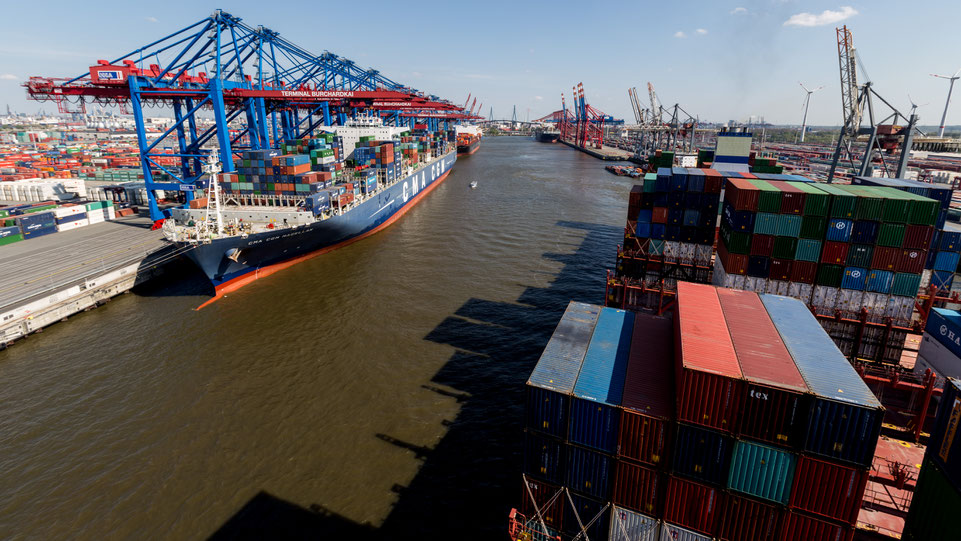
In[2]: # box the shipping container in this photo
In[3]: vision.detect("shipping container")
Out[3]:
[526,302,601,438]
[902,458,961,541]
[750,234,775,257]
[903,224,934,250]
[851,220,878,244]
[927,377,961,490]
[570,308,634,453]
[566,444,613,500]
[789,455,868,524]
[662,476,720,536]
[760,294,883,467]
[846,244,873,268]
[674,282,743,432]
[659,522,712,541]
[524,431,565,485]
[790,182,829,216]
[519,477,564,531]
[751,179,783,214]
[780,511,854,541]
[619,314,674,467]
[725,178,760,212]
[613,460,662,516]
[715,493,780,541]
[609,506,660,541]
[790,261,817,284]
[870,246,900,271]
[564,492,609,541]
[769,181,804,215]
[799,216,826,239]
[817,184,857,219]
[727,440,796,504]
[820,241,849,265]
[673,423,733,486]
[825,219,852,242]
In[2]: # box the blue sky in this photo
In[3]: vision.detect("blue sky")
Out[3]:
[1,0,959,127]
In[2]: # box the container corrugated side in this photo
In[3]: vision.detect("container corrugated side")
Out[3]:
[564,492,609,541]
[526,301,601,438]
[760,294,883,466]
[566,444,613,500]
[673,423,733,487]
[519,477,564,531]
[570,308,634,453]
[618,313,673,466]
[675,282,743,433]
[613,460,662,516]
[716,289,808,447]
[658,522,712,541]
[927,377,961,491]
[781,511,854,541]
[609,505,660,541]
[902,458,961,541]
[789,455,868,524]
[523,431,565,485]
[662,476,720,536]
[726,440,796,504]
[714,492,780,541]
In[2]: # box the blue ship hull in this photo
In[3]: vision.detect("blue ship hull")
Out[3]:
[181,151,456,293]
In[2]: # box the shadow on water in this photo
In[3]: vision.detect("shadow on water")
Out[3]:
[207,220,621,540]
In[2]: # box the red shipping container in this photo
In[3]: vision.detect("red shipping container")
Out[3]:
[652,207,668,224]
[613,460,663,516]
[724,178,760,212]
[519,478,564,530]
[897,248,926,274]
[750,234,775,257]
[618,313,674,467]
[820,241,849,265]
[769,181,805,215]
[871,246,900,271]
[740,172,758,179]
[903,224,935,250]
[790,456,868,524]
[719,241,748,275]
[663,475,721,536]
[717,289,809,447]
[790,261,818,284]
[715,493,781,541]
[769,258,792,281]
[780,511,854,541]
[674,282,743,432]
[704,169,723,193]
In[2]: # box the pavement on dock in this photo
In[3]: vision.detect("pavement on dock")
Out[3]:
[0,215,170,311]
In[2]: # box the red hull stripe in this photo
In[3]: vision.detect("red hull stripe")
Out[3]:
[195,169,452,310]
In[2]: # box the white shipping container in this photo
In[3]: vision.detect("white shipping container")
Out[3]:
[812,285,840,313]
[918,332,961,380]
[105,206,116,220]
[56,218,89,232]
[788,282,814,301]
[660,522,711,541]
[663,241,680,264]
[695,245,712,267]
[54,205,85,218]
[87,211,106,224]
[609,505,660,541]
[678,243,696,265]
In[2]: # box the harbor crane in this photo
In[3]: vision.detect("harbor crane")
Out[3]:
[931,68,961,138]
[798,82,823,143]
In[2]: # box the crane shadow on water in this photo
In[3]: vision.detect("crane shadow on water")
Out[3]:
[207,220,621,540]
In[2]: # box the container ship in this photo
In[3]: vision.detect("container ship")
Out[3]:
[455,125,482,155]
[164,115,456,298]
[536,129,560,143]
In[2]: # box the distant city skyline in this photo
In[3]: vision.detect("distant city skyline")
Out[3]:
[0,0,959,128]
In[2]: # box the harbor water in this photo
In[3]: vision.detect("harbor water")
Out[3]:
[0,138,630,539]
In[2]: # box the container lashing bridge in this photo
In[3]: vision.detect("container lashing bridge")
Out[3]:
[24,10,479,222]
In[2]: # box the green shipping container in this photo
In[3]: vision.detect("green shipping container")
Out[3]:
[0,233,23,246]
[816,184,858,219]
[903,459,961,541]
[892,272,922,297]
[721,225,751,255]
[775,215,802,237]
[846,244,874,267]
[874,187,911,224]
[839,185,885,221]
[773,237,798,260]
[817,264,844,287]
[901,191,940,227]
[790,182,829,216]
[800,216,827,239]
[643,173,656,193]
[0,210,7,218]
[795,239,822,262]
[750,179,783,213]
[877,223,906,248]
[753,213,779,236]
[727,440,796,504]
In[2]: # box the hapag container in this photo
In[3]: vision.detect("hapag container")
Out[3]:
[934,250,961,272]
[674,282,743,432]
[662,476,720,536]
[902,458,961,541]
[897,248,926,274]
[609,506,660,541]
[927,378,961,490]
[613,460,662,516]
[673,423,733,486]
[940,230,961,252]
[570,308,634,453]
[524,431,565,484]
[619,314,673,467]
[840,267,866,291]
[865,269,893,294]
[717,288,808,447]
[825,219,852,242]
[659,522,711,541]
[519,477,564,530]
[925,308,961,361]
[727,440,796,504]
[566,445,613,500]
[789,455,869,524]
[760,294,883,467]
[715,493,780,541]
[781,511,854,541]
[526,302,601,438]
[564,492,609,541]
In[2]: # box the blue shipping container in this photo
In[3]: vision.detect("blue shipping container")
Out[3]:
[564,492,610,541]
[565,445,613,500]
[865,270,894,294]
[932,270,955,295]
[637,209,653,224]
[524,431,565,485]
[851,220,879,244]
[687,169,705,192]
[760,294,883,467]
[925,308,961,362]
[656,168,672,192]
[650,224,666,240]
[928,378,961,492]
[526,302,601,438]
[673,423,733,487]
[941,231,961,253]
[671,167,688,192]
[723,203,755,232]
[635,223,651,239]
[826,219,853,242]
[0,225,20,238]
[841,267,867,291]
[935,251,961,273]
[683,210,700,227]
[726,440,796,504]
[570,308,634,453]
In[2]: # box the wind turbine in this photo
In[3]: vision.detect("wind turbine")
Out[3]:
[798,82,823,143]
[907,94,929,118]
[931,68,961,138]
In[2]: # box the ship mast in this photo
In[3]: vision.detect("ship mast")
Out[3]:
[202,153,224,238]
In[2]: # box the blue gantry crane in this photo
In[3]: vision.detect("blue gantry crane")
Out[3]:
[25,10,475,221]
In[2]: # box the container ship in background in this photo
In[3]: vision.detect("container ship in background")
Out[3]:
[455,125,482,155]
[535,128,560,143]
[164,115,456,301]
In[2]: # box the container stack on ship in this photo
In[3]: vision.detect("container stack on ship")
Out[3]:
[455,125,481,155]
[511,283,883,541]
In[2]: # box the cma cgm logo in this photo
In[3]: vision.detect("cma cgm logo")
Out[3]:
[940,324,961,348]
